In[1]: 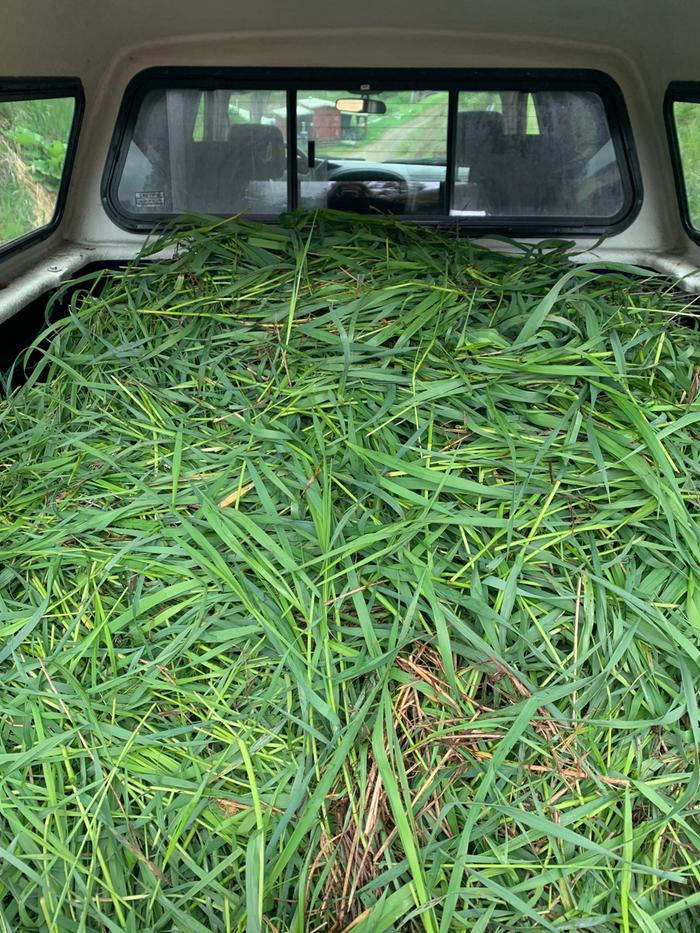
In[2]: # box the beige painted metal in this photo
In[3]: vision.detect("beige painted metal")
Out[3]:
[2,0,700,314]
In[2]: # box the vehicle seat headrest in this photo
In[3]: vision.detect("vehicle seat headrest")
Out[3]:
[227,123,286,179]
[455,111,505,165]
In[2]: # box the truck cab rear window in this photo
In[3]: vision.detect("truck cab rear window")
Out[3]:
[0,80,82,256]
[105,69,639,233]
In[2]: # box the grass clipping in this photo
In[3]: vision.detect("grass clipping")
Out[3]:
[2,212,700,932]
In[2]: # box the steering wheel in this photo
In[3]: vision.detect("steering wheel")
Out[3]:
[327,169,408,214]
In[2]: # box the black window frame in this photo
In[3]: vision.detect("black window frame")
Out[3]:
[102,67,642,237]
[0,77,85,262]
[665,82,700,244]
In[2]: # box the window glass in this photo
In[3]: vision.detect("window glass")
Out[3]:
[459,91,502,114]
[107,72,637,230]
[672,100,700,229]
[296,90,449,215]
[0,96,75,249]
[526,95,540,135]
[452,88,625,218]
[116,89,288,217]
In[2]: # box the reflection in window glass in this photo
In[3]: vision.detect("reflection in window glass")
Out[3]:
[452,89,625,218]
[673,101,700,229]
[0,97,75,248]
[116,89,288,217]
[296,90,449,215]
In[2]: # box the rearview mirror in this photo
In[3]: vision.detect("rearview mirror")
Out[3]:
[335,97,386,115]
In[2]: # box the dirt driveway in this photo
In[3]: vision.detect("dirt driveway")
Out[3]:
[352,104,446,161]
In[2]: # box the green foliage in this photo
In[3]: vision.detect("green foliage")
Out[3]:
[0,96,74,244]
[0,96,74,141]
[0,139,43,245]
[1,212,700,931]
[4,127,67,189]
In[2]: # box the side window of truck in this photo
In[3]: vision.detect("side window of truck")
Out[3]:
[0,81,82,255]
[667,87,700,235]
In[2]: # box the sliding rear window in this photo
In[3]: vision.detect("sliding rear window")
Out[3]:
[0,79,83,258]
[104,69,640,234]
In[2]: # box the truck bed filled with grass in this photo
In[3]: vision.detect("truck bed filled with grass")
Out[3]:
[2,212,700,932]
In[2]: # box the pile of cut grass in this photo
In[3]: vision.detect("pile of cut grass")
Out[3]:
[2,211,700,932]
